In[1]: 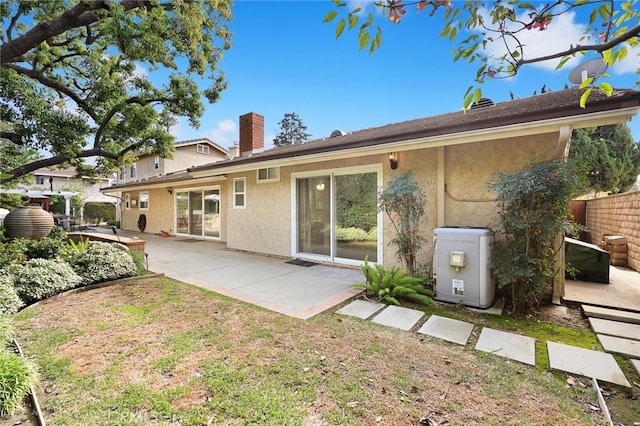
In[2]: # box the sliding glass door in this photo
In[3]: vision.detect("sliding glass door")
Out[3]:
[295,167,380,264]
[175,187,220,238]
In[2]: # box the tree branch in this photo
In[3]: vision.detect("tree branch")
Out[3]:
[93,96,169,149]
[516,22,640,67]
[0,131,24,146]
[7,8,23,42]
[1,0,180,66]
[4,63,97,121]
[0,148,120,184]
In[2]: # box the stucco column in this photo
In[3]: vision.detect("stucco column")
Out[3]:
[437,146,445,227]
[552,126,573,304]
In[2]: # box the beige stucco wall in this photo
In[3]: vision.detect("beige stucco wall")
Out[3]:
[120,188,174,235]
[164,146,226,174]
[119,131,564,269]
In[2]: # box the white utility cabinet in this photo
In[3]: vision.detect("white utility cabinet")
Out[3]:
[434,227,495,308]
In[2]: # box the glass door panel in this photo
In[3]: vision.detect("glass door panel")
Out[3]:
[203,189,220,237]
[297,176,331,256]
[176,192,189,234]
[189,191,203,236]
[335,173,378,262]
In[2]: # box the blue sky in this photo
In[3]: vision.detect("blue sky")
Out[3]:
[166,1,640,147]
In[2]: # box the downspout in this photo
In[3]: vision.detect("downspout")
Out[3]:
[553,125,573,304]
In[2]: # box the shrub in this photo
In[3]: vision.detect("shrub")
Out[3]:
[0,241,25,269]
[0,315,12,343]
[378,172,428,275]
[0,348,38,416]
[106,220,120,229]
[10,258,82,304]
[335,227,369,242]
[71,241,136,285]
[20,236,64,260]
[129,250,147,276]
[60,238,90,264]
[353,257,434,307]
[0,276,23,315]
[490,161,581,313]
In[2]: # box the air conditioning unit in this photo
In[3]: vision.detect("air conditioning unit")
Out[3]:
[434,227,495,308]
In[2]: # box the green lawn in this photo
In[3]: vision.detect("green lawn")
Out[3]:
[10,276,621,425]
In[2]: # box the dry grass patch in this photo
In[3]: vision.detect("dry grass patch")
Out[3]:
[12,276,608,425]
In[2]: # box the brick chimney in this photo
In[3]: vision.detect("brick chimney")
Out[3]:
[239,112,264,156]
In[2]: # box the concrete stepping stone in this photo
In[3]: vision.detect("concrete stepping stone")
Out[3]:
[588,317,640,341]
[475,327,535,365]
[631,359,640,376]
[371,305,424,331]
[336,299,385,320]
[547,341,630,387]
[597,334,640,358]
[582,305,640,325]
[417,315,474,345]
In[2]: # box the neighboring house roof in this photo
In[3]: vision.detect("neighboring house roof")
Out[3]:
[104,88,640,191]
[174,137,229,155]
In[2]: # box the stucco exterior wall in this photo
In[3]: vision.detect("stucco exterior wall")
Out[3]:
[164,146,225,174]
[585,191,640,271]
[444,132,561,227]
[225,154,383,257]
[117,131,565,269]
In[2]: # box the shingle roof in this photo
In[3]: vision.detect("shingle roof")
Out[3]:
[189,88,640,174]
[174,137,229,154]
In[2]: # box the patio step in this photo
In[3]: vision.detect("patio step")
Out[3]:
[582,304,640,325]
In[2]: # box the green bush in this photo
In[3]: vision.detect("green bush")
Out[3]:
[353,257,434,307]
[335,227,378,242]
[490,161,581,313]
[83,202,116,224]
[106,220,120,229]
[0,241,24,269]
[60,238,90,264]
[0,276,23,315]
[0,315,12,343]
[129,250,147,276]
[0,348,38,416]
[10,258,82,304]
[71,241,136,285]
[19,237,64,260]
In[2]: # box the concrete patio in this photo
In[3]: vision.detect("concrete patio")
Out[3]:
[108,230,363,319]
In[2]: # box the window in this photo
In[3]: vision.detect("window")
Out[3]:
[154,156,160,170]
[233,178,246,209]
[196,144,210,154]
[124,193,131,210]
[257,167,280,183]
[139,191,149,210]
[120,167,125,181]
[35,176,45,185]
[130,163,137,179]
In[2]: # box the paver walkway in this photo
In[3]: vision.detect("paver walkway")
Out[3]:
[337,299,633,387]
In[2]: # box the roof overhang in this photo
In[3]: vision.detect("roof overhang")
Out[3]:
[190,106,638,178]
[101,174,227,193]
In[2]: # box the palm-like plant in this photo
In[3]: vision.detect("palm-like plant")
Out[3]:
[353,257,434,306]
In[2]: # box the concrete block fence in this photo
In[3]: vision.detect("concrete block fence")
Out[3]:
[584,191,640,272]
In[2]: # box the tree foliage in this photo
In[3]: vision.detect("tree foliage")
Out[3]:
[325,0,640,108]
[273,112,311,147]
[569,123,640,194]
[378,172,427,275]
[490,161,581,314]
[0,0,232,183]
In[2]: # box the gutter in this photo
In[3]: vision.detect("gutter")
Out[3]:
[189,106,639,178]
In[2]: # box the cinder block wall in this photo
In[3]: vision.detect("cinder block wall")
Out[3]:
[585,191,640,271]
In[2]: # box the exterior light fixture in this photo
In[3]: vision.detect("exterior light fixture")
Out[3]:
[388,152,398,170]
[167,187,173,194]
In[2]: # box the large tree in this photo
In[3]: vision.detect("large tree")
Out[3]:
[0,0,232,184]
[273,112,311,147]
[569,124,640,194]
[325,0,640,108]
